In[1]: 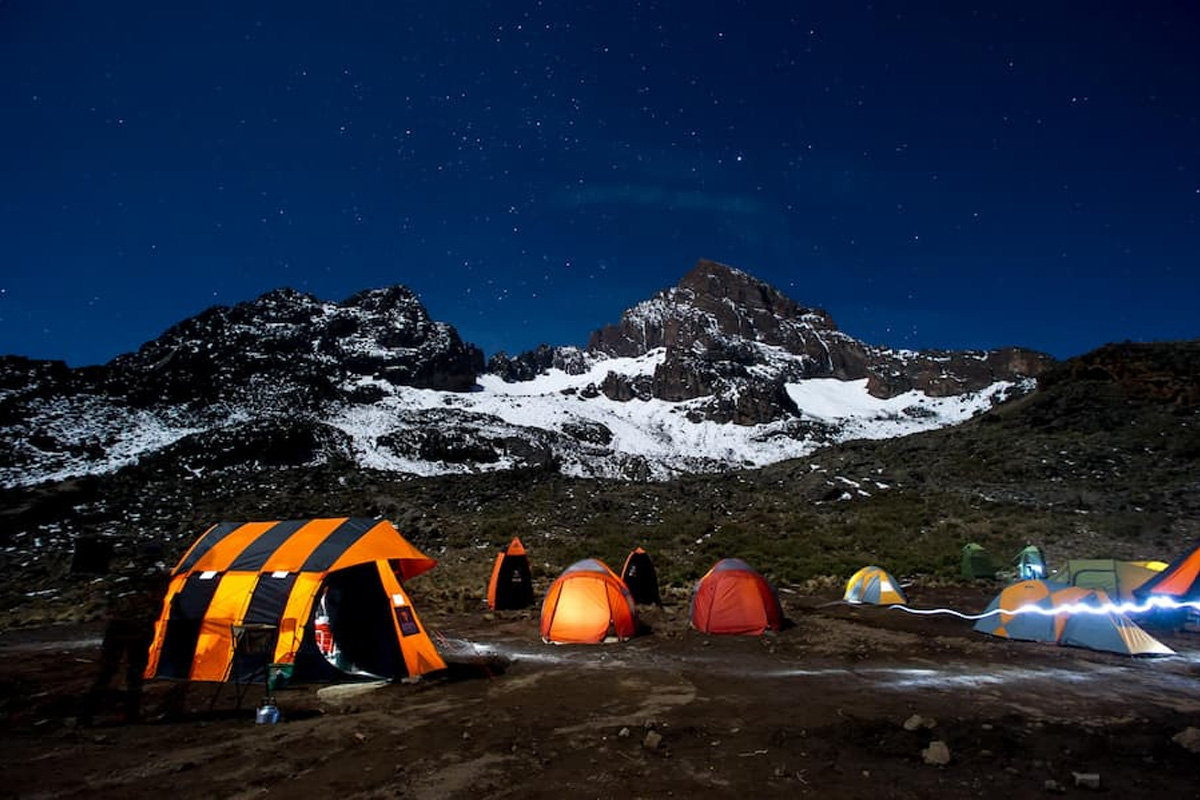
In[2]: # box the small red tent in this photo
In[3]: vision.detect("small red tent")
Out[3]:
[540,559,638,644]
[690,558,783,635]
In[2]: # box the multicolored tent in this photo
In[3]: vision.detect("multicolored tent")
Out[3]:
[843,566,907,605]
[487,537,534,610]
[690,558,783,635]
[973,579,1173,656]
[540,559,638,644]
[147,518,446,683]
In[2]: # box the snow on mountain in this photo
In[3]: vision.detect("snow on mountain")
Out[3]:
[0,260,1052,487]
[322,349,1030,481]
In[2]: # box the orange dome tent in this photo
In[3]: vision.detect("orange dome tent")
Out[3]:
[540,559,638,644]
[487,537,534,610]
[690,558,783,635]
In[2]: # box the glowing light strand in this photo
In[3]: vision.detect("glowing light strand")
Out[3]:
[883,596,1200,621]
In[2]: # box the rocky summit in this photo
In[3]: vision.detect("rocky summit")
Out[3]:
[2,260,1050,488]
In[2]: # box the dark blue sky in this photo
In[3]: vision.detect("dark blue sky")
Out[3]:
[2,1,1197,366]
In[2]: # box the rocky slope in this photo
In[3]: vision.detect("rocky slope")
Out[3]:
[494,260,1051,424]
[1,341,1197,633]
[2,260,1048,489]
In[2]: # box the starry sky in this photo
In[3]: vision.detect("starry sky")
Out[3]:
[2,1,1197,367]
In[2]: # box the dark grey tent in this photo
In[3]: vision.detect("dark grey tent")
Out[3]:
[620,547,661,606]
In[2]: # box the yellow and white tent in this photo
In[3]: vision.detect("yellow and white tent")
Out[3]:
[844,565,907,605]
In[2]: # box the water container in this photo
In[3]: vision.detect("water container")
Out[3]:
[256,700,280,725]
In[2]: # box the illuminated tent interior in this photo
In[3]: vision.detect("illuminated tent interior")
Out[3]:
[540,559,638,644]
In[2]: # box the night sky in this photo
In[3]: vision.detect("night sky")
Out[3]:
[2,2,1197,367]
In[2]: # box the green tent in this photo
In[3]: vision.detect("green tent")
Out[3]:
[961,543,995,580]
[1055,559,1164,603]
[1014,545,1047,580]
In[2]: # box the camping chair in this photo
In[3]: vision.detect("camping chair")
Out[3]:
[213,623,278,710]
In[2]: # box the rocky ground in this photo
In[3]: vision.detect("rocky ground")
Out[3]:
[3,583,1200,799]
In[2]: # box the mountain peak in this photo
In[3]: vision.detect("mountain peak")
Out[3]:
[588,258,836,360]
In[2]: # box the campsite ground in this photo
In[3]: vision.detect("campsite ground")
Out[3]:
[3,584,1200,800]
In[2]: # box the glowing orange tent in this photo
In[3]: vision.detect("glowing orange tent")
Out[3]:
[487,537,534,610]
[690,558,783,635]
[146,518,445,683]
[540,559,638,644]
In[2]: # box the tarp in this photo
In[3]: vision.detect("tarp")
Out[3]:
[146,518,445,683]
[844,566,907,605]
[973,579,1173,656]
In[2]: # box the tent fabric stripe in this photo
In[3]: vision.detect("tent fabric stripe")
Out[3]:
[301,517,375,572]
[243,572,296,626]
[183,521,278,574]
[227,520,308,572]
[153,573,219,679]
[175,521,242,573]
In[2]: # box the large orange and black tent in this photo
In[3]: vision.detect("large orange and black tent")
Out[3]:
[620,546,661,606]
[487,537,534,610]
[146,518,445,684]
[1134,539,1200,604]
[540,559,638,644]
[690,558,783,635]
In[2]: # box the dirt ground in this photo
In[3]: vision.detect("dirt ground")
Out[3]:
[3,584,1200,799]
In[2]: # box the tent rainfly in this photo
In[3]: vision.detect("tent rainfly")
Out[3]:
[146,518,446,684]
[690,558,783,635]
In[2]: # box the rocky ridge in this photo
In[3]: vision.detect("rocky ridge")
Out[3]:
[494,260,1052,424]
[2,260,1050,488]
